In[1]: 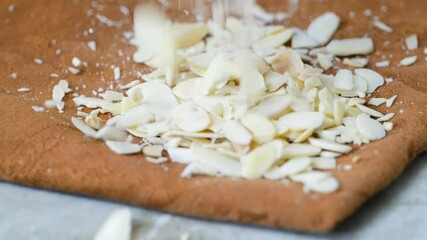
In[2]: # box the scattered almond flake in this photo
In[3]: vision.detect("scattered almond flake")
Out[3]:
[375,60,390,68]
[93,208,132,240]
[368,98,387,106]
[343,57,368,68]
[356,104,384,117]
[87,41,97,51]
[193,146,241,177]
[55,49,62,55]
[383,121,394,131]
[50,73,59,78]
[326,38,374,56]
[363,9,373,17]
[142,145,164,157]
[71,57,82,67]
[307,12,340,45]
[10,72,17,79]
[118,80,141,90]
[424,47,427,55]
[85,115,102,130]
[241,113,276,143]
[309,138,352,153]
[291,29,319,49]
[31,106,45,112]
[385,77,394,84]
[105,141,141,155]
[279,112,324,131]
[356,114,386,140]
[68,66,80,75]
[399,56,417,66]
[174,102,211,132]
[222,120,252,145]
[8,4,14,12]
[386,95,397,107]
[405,34,418,50]
[343,164,352,171]
[34,58,43,64]
[377,113,395,121]
[399,109,404,114]
[113,67,121,81]
[264,157,311,180]
[373,19,393,33]
[18,87,30,92]
[96,14,122,27]
[119,5,130,16]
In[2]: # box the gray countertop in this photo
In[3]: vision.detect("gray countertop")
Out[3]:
[1,151,426,240]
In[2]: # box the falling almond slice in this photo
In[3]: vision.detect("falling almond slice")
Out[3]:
[326,38,374,56]
[400,56,417,66]
[93,208,132,240]
[252,28,293,54]
[173,22,208,49]
[307,12,340,45]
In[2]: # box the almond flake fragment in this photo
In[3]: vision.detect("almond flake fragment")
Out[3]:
[399,56,417,66]
[167,148,196,164]
[32,106,45,112]
[405,34,418,50]
[377,113,395,121]
[85,115,102,130]
[326,38,374,56]
[105,141,141,155]
[93,208,132,240]
[87,41,97,51]
[143,145,164,157]
[375,60,390,68]
[354,68,384,93]
[356,104,384,117]
[34,58,43,64]
[368,98,387,106]
[18,87,30,92]
[71,117,97,138]
[383,122,394,131]
[174,103,211,132]
[334,69,353,90]
[373,20,393,33]
[386,95,397,107]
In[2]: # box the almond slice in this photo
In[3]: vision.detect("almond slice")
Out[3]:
[356,114,386,141]
[241,113,276,143]
[142,145,164,157]
[343,57,369,68]
[202,54,231,94]
[405,34,418,50]
[305,176,339,193]
[368,98,387,106]
[354,68,384,93]
[307,12,340,45]
[264,157,311,180]
[311,157,336,170]
[105,141,141,155]
[252,28,293,54]
[193,146,241,177]
[279,112,324,131]
[282,143,321,158]
[320,151,342,158]
[222,120,252,145]
[174,102,211,132]
[309,138,352,153]
[356,104,384,117]
[385,95,397,107]
[334,69,353,90]
[248,96,292,118]
[399,56,417,66]
[326,38,374,56]
[291,29,320,49]
[241,141,283,179]
[173,22,208,49]
[93,208,132,240]
[71,117,98,138]
[167,148,196,164]
[377,112,395,121]
[333,98,346,126]
[264,71,287,92]
[96,126,129,141]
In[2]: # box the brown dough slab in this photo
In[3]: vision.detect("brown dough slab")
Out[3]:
[1,0,426,232]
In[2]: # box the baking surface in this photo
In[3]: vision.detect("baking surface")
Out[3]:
[1,0,427,232]
[1,151,426,239]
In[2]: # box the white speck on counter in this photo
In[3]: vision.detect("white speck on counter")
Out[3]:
[32,106,45,112]
[88,41,97,51]
[18,87,30,92]
[10,72,17,79]
[34,58,43,64]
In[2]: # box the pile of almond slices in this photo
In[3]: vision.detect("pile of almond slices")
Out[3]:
[71,3,396,193]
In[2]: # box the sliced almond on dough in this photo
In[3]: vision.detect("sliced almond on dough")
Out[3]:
[311,157,336,170]
[307,12,340,45]
[222,120,252,145]
[241,141,283,179]
[282,143,321,158]
[248,96,292,118]
[105,141,141,155]
[142,145,164,157]
[241,113,276,143]
[174,102,211,132]
[308,138,352,153]
[193,146,241,177]
[173,22,208,49]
